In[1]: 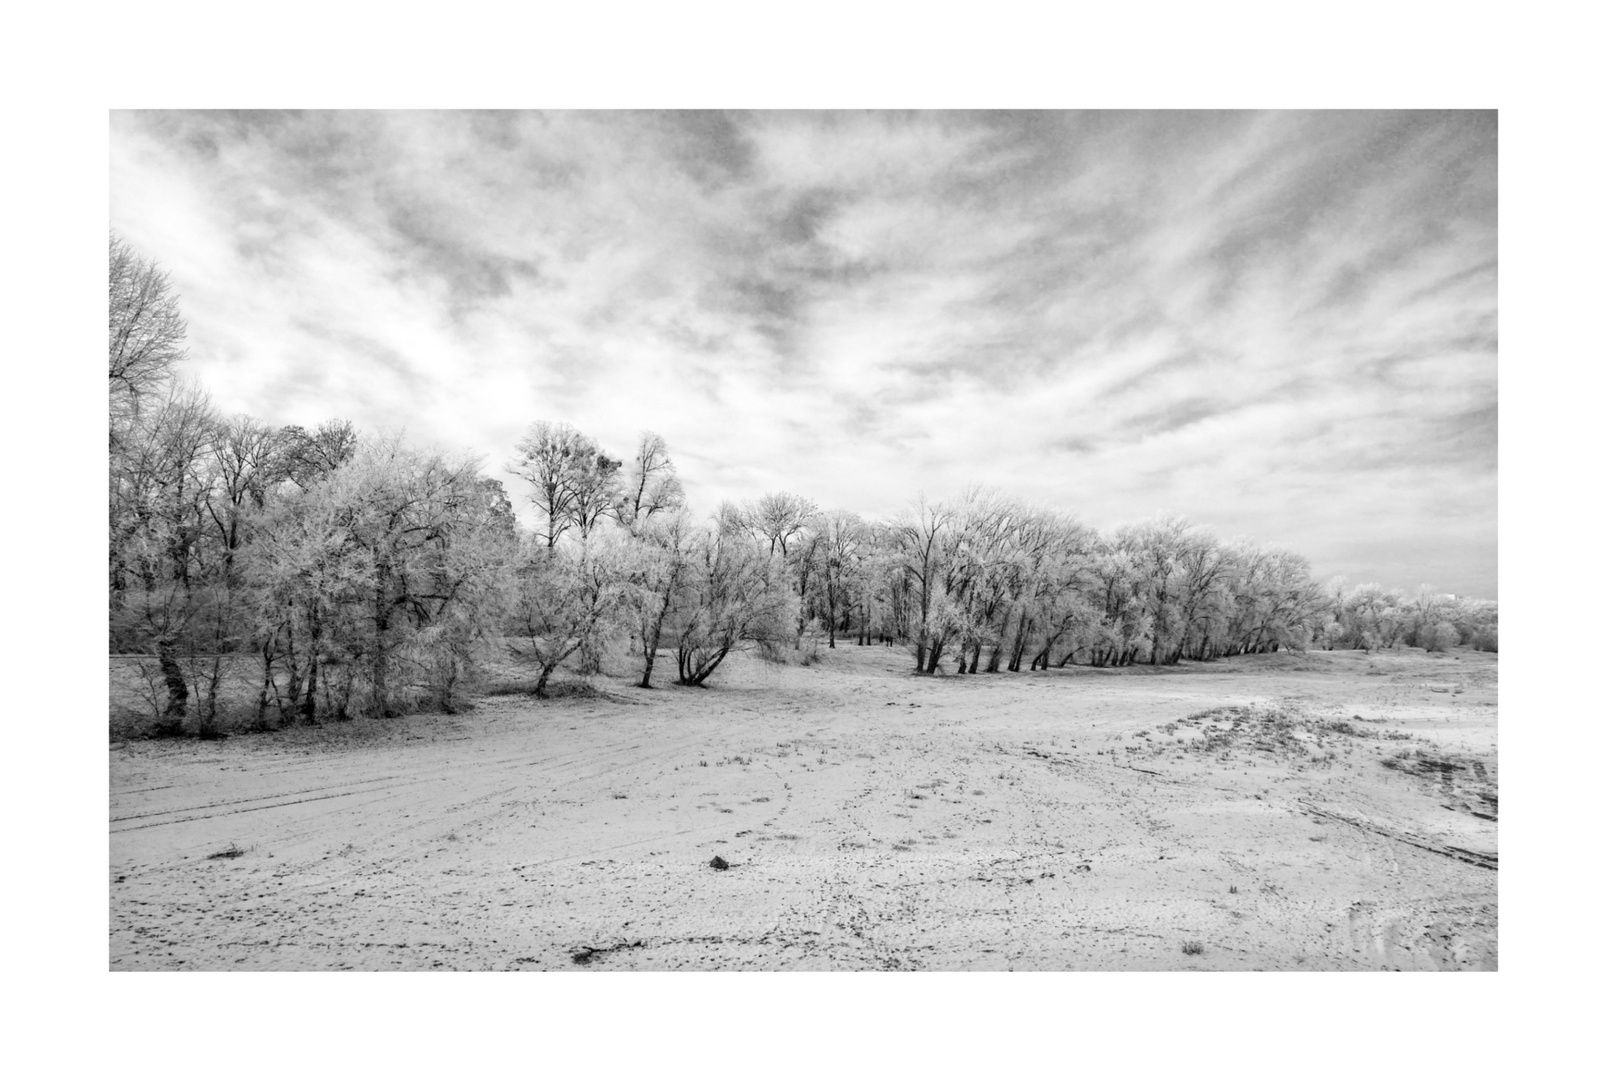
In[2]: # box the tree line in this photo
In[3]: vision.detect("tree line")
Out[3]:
[109,235,1498,735]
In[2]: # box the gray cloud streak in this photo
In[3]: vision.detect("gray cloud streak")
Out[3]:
[110,109,1498,597]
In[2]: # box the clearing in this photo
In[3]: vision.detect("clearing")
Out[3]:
[109,646,1497,970]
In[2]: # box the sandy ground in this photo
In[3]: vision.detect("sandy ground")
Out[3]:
[109,646,1496,971]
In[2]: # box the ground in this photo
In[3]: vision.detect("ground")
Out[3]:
[108,645,1497,971]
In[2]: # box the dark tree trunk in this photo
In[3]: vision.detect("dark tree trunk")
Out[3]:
[158,639,188,721]
[533,665,556,697]
[1008,616,1031,672]
[638,586,675,689]
[301,656,319,725]
[681,644,731,686]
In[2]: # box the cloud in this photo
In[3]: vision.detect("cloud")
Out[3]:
[109,109,1498,597]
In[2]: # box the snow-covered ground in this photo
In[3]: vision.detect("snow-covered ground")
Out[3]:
[109,646,1497,970]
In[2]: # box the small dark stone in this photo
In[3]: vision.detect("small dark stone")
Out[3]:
[709,855,730,870]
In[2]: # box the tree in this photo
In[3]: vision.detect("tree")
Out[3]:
[109,233,186,438]
[249,437,515,720]
[891,495,957,673]
[109,379,220,725]
[508,537,622,697]
[818,510,866,648]
[1342,583,1408,651]
[511,421,622,547]
[279,420,359,490]
[672,527,793,686]
[616,431,686,532]
[620,509,696,688]
[998,513,1091,671]
[746,491,819,558]
[1423,620,1461,653]
[204,415,288,580]
[1117,516,1190,665]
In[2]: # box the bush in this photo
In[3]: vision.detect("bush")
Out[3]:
[1423,620,1461,653]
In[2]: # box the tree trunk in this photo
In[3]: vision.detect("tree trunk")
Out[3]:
[1008,616,1031,672]
[682,644,731,686]
[301,656,320,725]
[158,639,188,721]
[371,612,391,717]
[638,587,674,690]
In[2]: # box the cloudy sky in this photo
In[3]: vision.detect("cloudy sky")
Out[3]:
[109,110,1497,598]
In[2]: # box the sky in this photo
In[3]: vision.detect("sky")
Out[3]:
[109,110,1497,598]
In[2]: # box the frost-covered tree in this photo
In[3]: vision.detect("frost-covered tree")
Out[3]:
[672,526,793,686]
[109,233,187,439]
[510,421,622,547]
[248,437,514,720]
[890,495,958,673]
[615,431,685,532]
[817,510,867,648]
[508,535,624,696]
[620,509,696,688]
[109,380,219,723]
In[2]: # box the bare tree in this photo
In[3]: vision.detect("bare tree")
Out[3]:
[819,510,866,648]
[616,431,686,532]
[621,510,695,688]
[108,380,220,724]
[891,495,957,673]
[511,421,621,547]
[249,437,515,720]
[747,491,819,558]
[279,420,359,490]
[508,537,621,697]
[204,415,287,581]
[673,528,793,686]
[109,233,187,436]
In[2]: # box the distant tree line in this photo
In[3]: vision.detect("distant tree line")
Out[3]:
[108,235,1497,735]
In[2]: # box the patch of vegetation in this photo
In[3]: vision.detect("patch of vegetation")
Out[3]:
[1182,940,1205,956]
[1177,705,1316,759]
[483,678,545,696]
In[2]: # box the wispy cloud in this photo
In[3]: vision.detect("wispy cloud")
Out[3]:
[110,109,1497,597]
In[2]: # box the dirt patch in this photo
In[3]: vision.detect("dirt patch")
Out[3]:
[1382,748,1499,821]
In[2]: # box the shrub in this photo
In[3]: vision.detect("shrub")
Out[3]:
[1423,621,1461,653]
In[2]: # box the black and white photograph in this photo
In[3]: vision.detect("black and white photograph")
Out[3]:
[107,107,1500,976]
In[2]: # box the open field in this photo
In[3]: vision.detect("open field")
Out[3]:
[109,646,1496,971]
